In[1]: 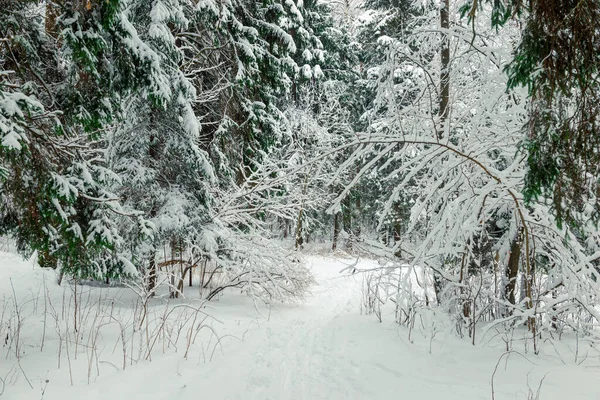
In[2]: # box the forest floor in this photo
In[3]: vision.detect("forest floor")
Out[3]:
[0,251,599,399]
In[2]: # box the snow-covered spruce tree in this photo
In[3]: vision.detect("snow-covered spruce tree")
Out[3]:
[107,0,217,294]
[191,0,300,184]
[285,0,335,100]
[278,95,342,249]
[468,0,600,228]
[108,0,315,300]
[194,0,329,299]
[0,0,157,279]
[335,0,600,350]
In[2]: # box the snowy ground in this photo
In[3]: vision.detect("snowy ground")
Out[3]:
[1,252,599,399]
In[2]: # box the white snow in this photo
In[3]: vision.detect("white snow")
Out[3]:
[377,35,394,46]
[0,252,599,399]
[301,64,312,79]
[313,65,324,79]
[1,131,23,151]
[302,49,313,62]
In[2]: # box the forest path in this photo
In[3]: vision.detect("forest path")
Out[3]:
[8,254,597,400]
[193,255,417,400]
[182,256,600,400]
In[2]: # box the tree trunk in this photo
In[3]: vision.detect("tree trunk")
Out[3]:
[45,1,60,38]
[295,208,304,250]
[431,0,451,306]
[296,175,309,250]
[147,251,158,297]
[354,192,362,238]
[459,247,471,320]
[551,289,558,330]
[493,250,500,319]
[393,216,402,258]
[342,197,352,249]
[332,212,341,251]
[433,274,444,306]
[505,235,521,314]
[438,0,450,139]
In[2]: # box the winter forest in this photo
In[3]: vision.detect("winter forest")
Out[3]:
[1,0,600,398]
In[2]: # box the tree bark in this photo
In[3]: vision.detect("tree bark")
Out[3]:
[295,208,304,250]
[505,235,522,313]
[147,251,158,296]
[432,0,451,305]
[433,275,444,306]
[331,212,340,251]
[393,211,402,258]
[332,212,341,251]
[354,192,362,238]
[438,0,450,139]
[45,1,60,38]
[342,197,352,249]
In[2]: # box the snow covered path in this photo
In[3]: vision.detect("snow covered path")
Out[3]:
[177,256,600,400]
[72,256,381,400]
[205,257,381,400]
[2,254,600,399]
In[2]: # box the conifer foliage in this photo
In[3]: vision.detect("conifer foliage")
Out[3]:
[0,0,153,278]
[467,0,600,227]
[0,0,328,299]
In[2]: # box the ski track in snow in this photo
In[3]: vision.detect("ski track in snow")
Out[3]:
[240,260,365,399]
[2,254,600,399]
[171,256,371,400]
